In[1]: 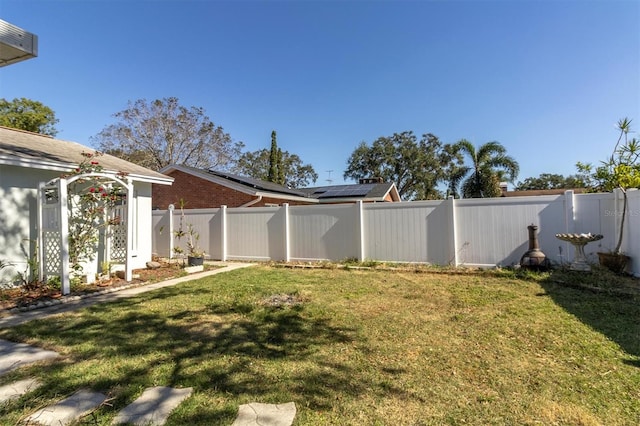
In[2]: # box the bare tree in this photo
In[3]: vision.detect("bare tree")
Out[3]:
[92,97,243,171]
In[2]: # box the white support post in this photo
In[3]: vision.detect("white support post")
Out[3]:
[37,182,45,282]
[168,204,175,259]
[563,190,576,262]
[59,179,70,295]
[564,190,576,234]
[283,203,290,262]
[448,196,458,267]
[356,201,365,261]
[104,205,111,267]
[125,178,134,282]
[221,205,227,261]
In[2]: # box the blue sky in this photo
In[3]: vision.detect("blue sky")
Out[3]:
[1,0,639,189]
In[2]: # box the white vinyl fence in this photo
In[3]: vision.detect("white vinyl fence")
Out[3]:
[152,189,640,276]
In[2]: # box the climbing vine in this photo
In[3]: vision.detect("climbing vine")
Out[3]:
[61,152,128,274]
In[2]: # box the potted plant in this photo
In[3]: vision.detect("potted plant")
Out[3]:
[173,199,205,267]
[185,223,205,266]
[590,118,640,273]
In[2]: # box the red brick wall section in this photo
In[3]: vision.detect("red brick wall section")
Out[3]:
[152,170,315,209]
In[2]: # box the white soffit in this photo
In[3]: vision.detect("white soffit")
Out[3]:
[0,19,38,67]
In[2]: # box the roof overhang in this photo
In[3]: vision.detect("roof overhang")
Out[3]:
[0,154,174,185]
[160,164,316,202]
[0,19,38,67]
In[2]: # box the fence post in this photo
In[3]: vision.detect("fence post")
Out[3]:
[564,190,575,234]
[356,201,365,261]
[167,204,175,259]
[448,196,458,266]
[283,203,290,262]
[562,190,576,263]
[221,205,227,261]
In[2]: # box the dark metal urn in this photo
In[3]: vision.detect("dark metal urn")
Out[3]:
[520,225,550,271]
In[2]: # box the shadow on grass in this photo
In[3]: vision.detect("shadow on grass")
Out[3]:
[0,286,390,423]
[538,269,640,367]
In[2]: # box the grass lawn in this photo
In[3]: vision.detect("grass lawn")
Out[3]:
[0,266,639,425]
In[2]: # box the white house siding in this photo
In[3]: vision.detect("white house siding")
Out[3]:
[0,165,56,284]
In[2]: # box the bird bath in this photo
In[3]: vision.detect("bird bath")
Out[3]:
[555,233,603,272]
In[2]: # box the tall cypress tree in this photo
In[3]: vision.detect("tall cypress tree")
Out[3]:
[277,147,285,185]
[268,130,278,182]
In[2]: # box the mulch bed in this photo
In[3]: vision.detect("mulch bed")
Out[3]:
[0,260,196,312]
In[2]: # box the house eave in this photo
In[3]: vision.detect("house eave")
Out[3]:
[0,155,174,185]
[159,164,314,200]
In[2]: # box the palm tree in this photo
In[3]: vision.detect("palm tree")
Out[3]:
[453,140,519,198]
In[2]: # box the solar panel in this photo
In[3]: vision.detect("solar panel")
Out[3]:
[317,184,375,198]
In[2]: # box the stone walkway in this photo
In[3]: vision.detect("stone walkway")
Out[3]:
[0,262,297,425]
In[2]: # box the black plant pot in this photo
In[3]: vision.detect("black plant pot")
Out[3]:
[187,256,204,266]
[597,252,630,274]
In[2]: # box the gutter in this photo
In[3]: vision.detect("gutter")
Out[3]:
[240,195,263,208]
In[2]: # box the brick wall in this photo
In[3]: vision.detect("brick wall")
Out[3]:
[152,170,315,209]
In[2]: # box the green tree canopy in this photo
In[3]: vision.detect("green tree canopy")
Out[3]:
[91,97,243,171]
[453,140,519,198]
[236,148,318,188]
[515,173,585,191]
[0,97,59,136]
[344,131,455,200]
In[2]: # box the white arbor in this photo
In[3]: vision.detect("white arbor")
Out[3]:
[37,172,134,295]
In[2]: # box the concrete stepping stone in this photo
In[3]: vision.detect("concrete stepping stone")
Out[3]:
[0,339,59,376]
[112,386,193,425]
[232,402,297,426]
[25,389,107,425]
[0,378,41,403]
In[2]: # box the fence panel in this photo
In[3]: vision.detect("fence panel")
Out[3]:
[363,200,452,264]
[226,207,284,261]
[454,195,566,267]
[289,204,358,261]
[571,192,616,261]
[149,192,639,276]
[625,189,640,275]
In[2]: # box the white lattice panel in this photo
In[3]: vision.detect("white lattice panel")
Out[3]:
[43,230,61,275]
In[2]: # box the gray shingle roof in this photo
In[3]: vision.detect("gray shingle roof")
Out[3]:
[0,126,172,183]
